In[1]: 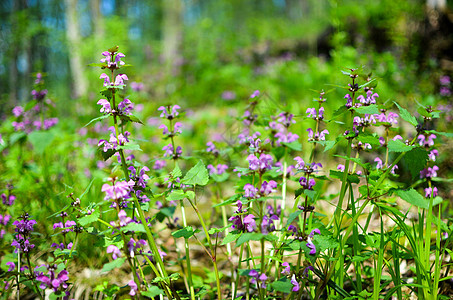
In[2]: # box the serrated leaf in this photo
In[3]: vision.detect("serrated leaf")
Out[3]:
[395,189,428,209]
[78,209,100,226]
[119,114,144,125]
[236,233,264,246]
[403,147,428,179]
[182,160,209,186]
[221,232,241,245]
[84,115,110,127]
[313,234,339,252]
[353,104,379,115]
[172,226,197,239]
[271,278,293,293]
[394,102,417,126]
[101,257,125,273]
[172,164,182,178]
[425,130,453,138]
[28,131,55,154]
[387,140,414,153]
[210,172,229,183]
[121,222,146,233]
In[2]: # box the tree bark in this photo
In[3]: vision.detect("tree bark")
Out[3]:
[64,0,88,99]
[162,0,183,76]
[90,0,104,38]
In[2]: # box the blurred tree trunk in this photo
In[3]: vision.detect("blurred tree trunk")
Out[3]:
[8,0,22,104]
[90,0,104,38]
[64,0,88,99]
[162,0,183,76]
[426,0,446,10]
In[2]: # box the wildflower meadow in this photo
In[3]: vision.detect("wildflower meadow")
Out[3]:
[0,1,453,299]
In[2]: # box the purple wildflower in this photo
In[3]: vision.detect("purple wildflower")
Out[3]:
[291,274,300,292]
[281,262,290,275]
[106,245,122,260]
[6,262,15,272]
[243,214,256,232]
[128,280,138,296]
[101,179,135,201]
[424,187,438,198]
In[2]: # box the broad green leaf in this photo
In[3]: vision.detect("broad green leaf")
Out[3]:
[98,147,116,161]
[119,114,144,125]
[334,155,368,168]
[221,232,241,245]
[78,209,100,226]
[9,132,26,145]
[142,286,164,298]
[313,234,339,252]
[172,164,182,178]
[117,143,142,151]
[332,106,348,119]
[394,102,417,126]
[426,130,453,138]
[357,133,381,146]
[236,233,264,246]
[330,170,360,184]
[101,257,125,273]
[353,104,379,115]
[172,226,197,239]
[282,140,302,151]
[271,278,293,293]
[121,222,146,233]
[166,189,186,201]
[402,147,428,179]
[395,189,428,209]
[28,131,55,154]
[286,210,303,227]
[210,172,229,183]
[182,160,209,186]
[84,115,110,127]
[387,140,414,153]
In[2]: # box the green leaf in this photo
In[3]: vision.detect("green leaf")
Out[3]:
[98,147,116,161]
[156,206,176,222]
[236,233,264,246]
[84,115,110,127]
[121,222,146,233]
[402,147,428,179]
[425,130,453,138]
[28,131,55,154]
[88,62,107,68]
[101,257,125,273]
[221,232,241,245]
[117,143,142,151]
[286,210,303,227]
[334,155,368,168]
[182,160,209,186]
[166,189,186,201]
[357,133,381,146]
[313,234,339,252]
[394,102,417,126]
[172,164,182,178]
[213,194,241,208]
[119,114,144,125]
[332,106,348,119]
[353,104,379,115]
[9,132,26,145]
[282,140,302,151]
[271,278,293,293]
[142,286,164,298]
[78,209,100,226]
[172,226,197,239]
[210,172,229,183]
[330,170,360,184]
[395,189,428,209]
[387,140,414,153]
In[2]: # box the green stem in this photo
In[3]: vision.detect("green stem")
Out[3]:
[187,194,222,300]
[180,203,196,300]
